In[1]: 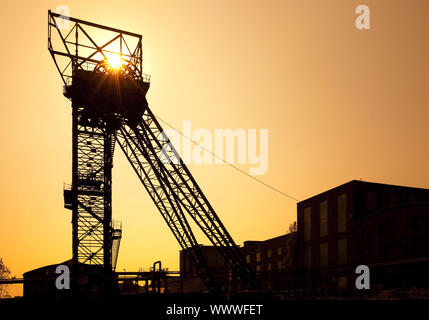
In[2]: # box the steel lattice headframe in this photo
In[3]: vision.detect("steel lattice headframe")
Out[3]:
[47,10,261,293]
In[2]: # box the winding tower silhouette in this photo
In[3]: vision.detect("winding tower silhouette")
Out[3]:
[48,10,261,293]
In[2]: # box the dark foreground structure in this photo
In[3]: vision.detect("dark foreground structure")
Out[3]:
[47,9,260,296]
[22,180,429,299]
[173,180,429,298]
[295,180,429,295]
[23,260,102,299]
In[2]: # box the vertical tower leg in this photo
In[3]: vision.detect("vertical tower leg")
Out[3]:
[103,128,113,294]
[71,104,79,295]
[70,105,115,295]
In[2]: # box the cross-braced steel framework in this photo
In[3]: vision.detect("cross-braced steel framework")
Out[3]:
[48,10,261,292]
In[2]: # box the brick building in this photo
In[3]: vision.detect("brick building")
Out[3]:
[296,180,429,293]
[179,246,229,292]
[176,180,429,295]
[178,233,297,293]
[238,233,296,291]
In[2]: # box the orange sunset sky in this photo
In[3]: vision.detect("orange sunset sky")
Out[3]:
[1,0,428,297]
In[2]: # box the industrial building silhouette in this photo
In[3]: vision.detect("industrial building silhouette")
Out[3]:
[160,180,429,296]
[23,179,429,299]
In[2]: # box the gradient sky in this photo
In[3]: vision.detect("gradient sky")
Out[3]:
[1,0,428,297]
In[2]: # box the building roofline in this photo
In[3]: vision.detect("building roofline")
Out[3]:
[23,260,72,276]
[243,232,296,246]
[298,179,429,204]
[263,232,296,242]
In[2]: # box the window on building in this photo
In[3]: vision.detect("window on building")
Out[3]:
[338,276,347,290]
[246,255,250,263]
[267,249,272,258]
[320,200,328,237]
[304,206,311,241]
[267,263,272,271]
[256,265,261,272]
[277,247,282,256]
[320,242,328,267]
[256,252,261,262]
[366,191,377,211]
[277,261,282,270]
[304,246,312,269]
[337,193,347,233]
[337,239,347,265]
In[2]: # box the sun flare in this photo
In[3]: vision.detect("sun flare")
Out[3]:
[106,53,122,70]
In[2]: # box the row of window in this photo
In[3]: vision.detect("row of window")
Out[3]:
[245,247,284,264]
[304,193,348,241]
[304,239,347,269]
[255,261,283,272]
